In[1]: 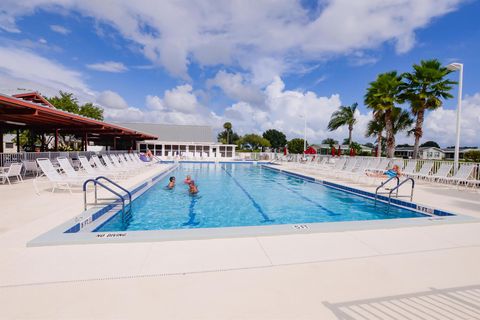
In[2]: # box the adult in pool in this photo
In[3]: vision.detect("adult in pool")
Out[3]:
[188,180,199,194]
[184,175,192,185]
[167,176,176,189]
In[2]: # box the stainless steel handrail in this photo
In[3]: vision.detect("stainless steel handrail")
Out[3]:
[388,178,415,205]
[374,176,400,204]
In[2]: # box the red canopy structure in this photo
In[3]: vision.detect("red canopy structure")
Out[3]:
[331,146,336,156]
[283,147,288,155]
[304,146,317,154]
[0,92,157,152]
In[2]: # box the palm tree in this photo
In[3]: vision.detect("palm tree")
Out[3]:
[327,103,358,146]
[401,59,456,159]
[223,122,232,144]
[364,71,403,158]
[366,108,413,157]
[365,111,384,157]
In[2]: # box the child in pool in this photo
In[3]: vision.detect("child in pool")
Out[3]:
[167,176,176,189]
[188,180,198,194]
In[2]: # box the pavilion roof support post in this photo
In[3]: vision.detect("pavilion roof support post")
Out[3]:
[16,129,20,153]
[0,126,4,153]
[84,131,88,152]
[113,136,117,150]
[54,129,59,151]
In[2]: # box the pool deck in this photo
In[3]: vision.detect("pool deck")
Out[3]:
[1,162,480,319]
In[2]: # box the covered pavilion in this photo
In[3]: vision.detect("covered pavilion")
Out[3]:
[0,92,156,152]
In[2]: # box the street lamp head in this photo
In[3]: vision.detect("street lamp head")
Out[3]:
[447,62,463,71]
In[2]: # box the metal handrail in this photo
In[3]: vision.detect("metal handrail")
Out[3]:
[83,177,132,224]
[388,177,415,205]
[94,176,132,207]
[374,176,400,203]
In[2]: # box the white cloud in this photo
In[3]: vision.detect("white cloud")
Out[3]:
[423,93,480,147]
[96,90,129,109]
[50,24,70,35]
[38,38,47,44]
[163,84,198,113]
[86,61,128,73]
[0,46,91,96]
[207,70,264,106]
[0,0,463,80]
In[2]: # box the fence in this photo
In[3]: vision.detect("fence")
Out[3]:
[0,150,138,167]
[275,153,480,181]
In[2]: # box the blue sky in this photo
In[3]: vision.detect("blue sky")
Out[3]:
[0,0,479,146]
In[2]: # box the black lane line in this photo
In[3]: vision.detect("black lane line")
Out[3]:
[269,178,340,216]
[182,195,200,226]
[221,166,273,222]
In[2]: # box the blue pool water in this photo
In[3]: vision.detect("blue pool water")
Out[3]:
[96,163,427,232]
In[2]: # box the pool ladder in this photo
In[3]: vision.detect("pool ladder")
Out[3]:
[375,176,415,205]
[83,176,132,224]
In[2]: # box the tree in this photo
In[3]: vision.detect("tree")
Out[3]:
[262,129,287,150]
[401,59,455,159]
[322,138,338,147]
[464,150,480,162]
[365,112,385,157]
[365,71,403,158]
[79,102,104,120]
[47,91,80,114]
[420,140,440,148]
[238,134,271,150]
[327,102,358,146]
[397,144,413,147]
[217,131,240,144]
[287,138,307,154]
[223,122,233,144]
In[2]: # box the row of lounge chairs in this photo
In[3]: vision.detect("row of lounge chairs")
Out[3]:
[34,153,154,193]
[291,156,480,189]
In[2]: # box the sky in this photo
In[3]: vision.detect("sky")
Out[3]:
[0,0,479,147]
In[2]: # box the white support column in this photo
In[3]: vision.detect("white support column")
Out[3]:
[162,144,165,157]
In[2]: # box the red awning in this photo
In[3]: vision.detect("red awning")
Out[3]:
[0,93,156,139]
[304,146,317,154]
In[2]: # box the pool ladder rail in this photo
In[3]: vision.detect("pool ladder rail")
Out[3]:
[83,176,132,224]
[375,176,415,206]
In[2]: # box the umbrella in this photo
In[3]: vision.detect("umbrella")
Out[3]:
[337,146,341,156]
[349,148,355,156]
[283,147,288,155]
[304,146,317,154]
[331,146,336,156]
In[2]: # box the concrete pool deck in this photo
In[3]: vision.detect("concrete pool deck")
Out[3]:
[0,162,480,319]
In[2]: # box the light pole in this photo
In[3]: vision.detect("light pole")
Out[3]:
[303,107,307,152]
[447,62,463,174]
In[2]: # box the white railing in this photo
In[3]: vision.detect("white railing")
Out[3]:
[0,150,138,167]
[275,154,480,181]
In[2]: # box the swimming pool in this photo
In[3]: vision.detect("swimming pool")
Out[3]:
[95,163,428,232]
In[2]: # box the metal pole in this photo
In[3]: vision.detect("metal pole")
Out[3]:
[453,64,463,174]
[303,107,307,152]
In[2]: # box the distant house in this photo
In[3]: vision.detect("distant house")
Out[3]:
[443,147,479,160]
[311,144,372,155]
[1,134,18,153]
[394,146,445,159]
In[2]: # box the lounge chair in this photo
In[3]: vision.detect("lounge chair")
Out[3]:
[409,162,433,180]
[0,163,23,184]
[419,163,453,182]
[401,161,417,176]
[22,160,41,177]
[35,158,83,193]
[57,157,96,180]
[443,164,475,187]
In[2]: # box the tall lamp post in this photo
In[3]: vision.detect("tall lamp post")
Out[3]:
[446,62,463,174]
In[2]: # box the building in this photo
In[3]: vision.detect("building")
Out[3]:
[443,147,479,160]
[311,144,373,155]
[1,134,18,153]
[119,123,236,158]
[394,146,445,159]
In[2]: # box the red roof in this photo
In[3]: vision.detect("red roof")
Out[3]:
[0,93,156,139]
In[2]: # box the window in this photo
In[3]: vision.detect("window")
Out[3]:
[5,142,14,148]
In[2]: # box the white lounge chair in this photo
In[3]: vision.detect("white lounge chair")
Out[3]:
[0,163,23,184]
[22,160,41,177]
[409,162,434,180]
[442,164,474,186]
[35,158,83,193]
[402,161,417,176]
[57,157,96,180]
[420,163,453,182]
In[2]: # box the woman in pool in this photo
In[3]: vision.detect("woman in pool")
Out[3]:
[188,180,198,194]
[184,175,192,185]
[167,176,176,189]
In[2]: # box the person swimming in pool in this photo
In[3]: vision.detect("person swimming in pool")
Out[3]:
[366,164,402,178]
[188,180,198,194]
[167,176,176,189]
[184,175,192,185]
